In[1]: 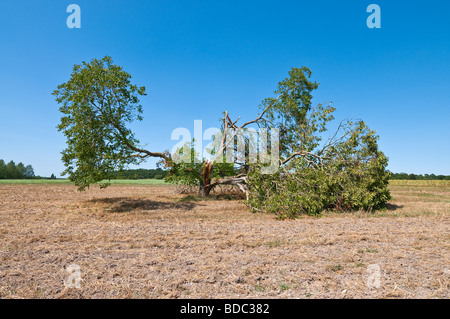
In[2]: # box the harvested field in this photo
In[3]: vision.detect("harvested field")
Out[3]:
[0,181,448,299]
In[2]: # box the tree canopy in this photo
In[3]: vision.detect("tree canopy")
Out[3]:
[53,56,168,190]
[0,159,35,179]
[55,56,392,217]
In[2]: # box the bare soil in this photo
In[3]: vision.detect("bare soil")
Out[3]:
[0,183,448,299]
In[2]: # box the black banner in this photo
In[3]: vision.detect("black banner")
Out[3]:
[0,299,440,318]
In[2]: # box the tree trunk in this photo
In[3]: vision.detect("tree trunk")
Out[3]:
[198,182,205,198]
[198,160,213,197]
[205,174,249,200]
[197,160,249,199]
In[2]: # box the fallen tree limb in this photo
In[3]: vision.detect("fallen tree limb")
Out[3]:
[205,174,249,199]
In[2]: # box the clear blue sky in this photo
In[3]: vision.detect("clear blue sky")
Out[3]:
[1,0,449,177]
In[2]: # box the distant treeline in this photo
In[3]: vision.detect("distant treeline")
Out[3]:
[0,162,167,180]
[0,159,35,179]
[113,169,448,181]
[390,172,450,180]
[111,168,168,180]
[1,159,448,181]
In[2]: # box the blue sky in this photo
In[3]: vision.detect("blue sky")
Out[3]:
[0,0,449,177]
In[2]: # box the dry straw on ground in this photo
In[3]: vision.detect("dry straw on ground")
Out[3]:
[0,181,448,299]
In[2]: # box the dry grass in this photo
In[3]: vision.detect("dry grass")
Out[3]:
[0,181,448,299]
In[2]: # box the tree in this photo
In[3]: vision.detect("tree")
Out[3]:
[54,57,391,217]
[238,68,391,217]
[16,163,26,179]
[54,56,168,190]
[246,115,391,217]
[169,67,391,216]
[0,160,5,179]
[0,160,35,179]
[166,67,325,198]
[163,139,237,196]
[5,161,18,179]
[24,165,35,178]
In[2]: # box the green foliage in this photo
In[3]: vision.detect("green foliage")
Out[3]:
[0,159,35,179]
[260,66,319,158]
[54,56,147,190]
[390,172,450,180]
[248,120,391,218]
[165,140,204,187]
[0,159,6,179]
[247,68,391,218]
[52,58,395,216]
[24,165,35,179]
[111,168,168,180]
[165,139,237,187]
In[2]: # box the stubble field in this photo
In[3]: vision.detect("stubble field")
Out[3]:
[0,180,448,299]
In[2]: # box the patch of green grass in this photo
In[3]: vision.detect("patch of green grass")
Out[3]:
[280,283,290,291]
[106,179,167,185]
[388,180,450,187]
[329,265,344,272]
[264,239,288,248]
[414,193,445,198]
[254,285,265,292]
